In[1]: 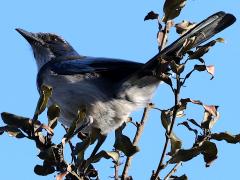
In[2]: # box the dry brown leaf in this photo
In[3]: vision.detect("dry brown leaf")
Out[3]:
[175,20,196,35]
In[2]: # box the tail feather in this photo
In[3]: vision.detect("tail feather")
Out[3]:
[119,11,235,107]
[144,11,236,70]
[162,11,236,59]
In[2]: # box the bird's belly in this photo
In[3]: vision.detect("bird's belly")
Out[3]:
[42,74,132,134]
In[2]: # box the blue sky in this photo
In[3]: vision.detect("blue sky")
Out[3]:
[0,1,239,179]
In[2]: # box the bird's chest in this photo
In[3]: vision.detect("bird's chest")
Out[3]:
[42,73,128,134]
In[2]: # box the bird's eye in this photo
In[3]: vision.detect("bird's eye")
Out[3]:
[50,36,58,42]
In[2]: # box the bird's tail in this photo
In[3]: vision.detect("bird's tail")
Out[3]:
[119,11,236,108]
[143,11,236,71]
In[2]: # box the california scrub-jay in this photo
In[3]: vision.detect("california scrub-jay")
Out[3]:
[15,11,235,153]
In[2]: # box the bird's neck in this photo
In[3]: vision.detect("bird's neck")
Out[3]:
[35,49,82,70]
[55,50,83,61]
[34,48,55,70]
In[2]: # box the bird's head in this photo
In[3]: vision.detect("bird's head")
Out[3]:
[16,28,79,69]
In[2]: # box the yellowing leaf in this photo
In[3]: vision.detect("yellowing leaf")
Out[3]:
[90,151,120,164]
[35,85,53,117]
[215,37,225,43]
[201,106,220,130]
[206,65,215,80]
[64,108,86,141]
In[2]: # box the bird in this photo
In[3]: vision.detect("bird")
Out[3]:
[16,11,235,156]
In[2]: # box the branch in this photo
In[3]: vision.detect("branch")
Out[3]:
[160,20,172,51]
[61,124,77,164]
[121,105,151,179]
[152,73,181,180]
[164,162,182,180]
[114,150,120,180]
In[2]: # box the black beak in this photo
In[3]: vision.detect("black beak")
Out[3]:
[15,28,44,45]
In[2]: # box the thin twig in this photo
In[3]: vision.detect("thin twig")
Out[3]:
[114,150,120,180]
[61,124,77,164]
[164,162,182,180]
[149,20,173,180]
[152,74,181,180]
[181,69,195,86]
[121,105,151,179]
[160,21,171,51]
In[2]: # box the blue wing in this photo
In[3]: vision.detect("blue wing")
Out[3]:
[37,57,144,86]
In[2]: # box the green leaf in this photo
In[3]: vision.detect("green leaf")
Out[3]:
[170,61,185,74]
[114,134,139,157]
[201,141,218,167]
[35,85,53,116]
[159,73,173,87]
[1,112,54,136]
[161,111,182,155]
[0,128,4,135]
[0,126,26,138]
[168,146,201,164]
[171,174,188,180]
[180,98,202,106]
[170,133,182,155]
[188,38,225,60]
[34,164,55,176]
[211,132,240,144]
[161,110,171,131]
[90,150,120,164]
[47,104,60,129]
[144,11,159,21]
[1,112,32,134]
[64,108,86,141]
[163,0,187,22]
[168,141,218,167]
[193,65,215,80]
[194,65,206,72]
[74,138,91,162]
